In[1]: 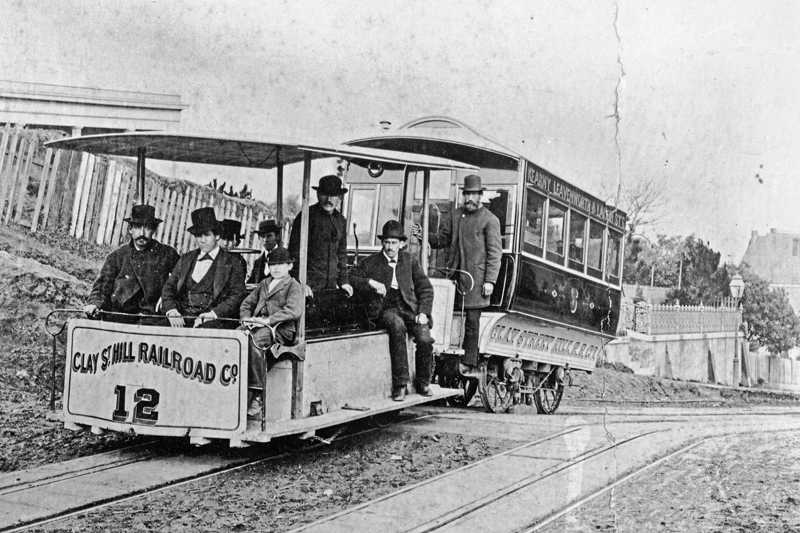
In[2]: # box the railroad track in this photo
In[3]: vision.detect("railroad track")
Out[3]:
[0,417,392,532]
[6,406,800,532]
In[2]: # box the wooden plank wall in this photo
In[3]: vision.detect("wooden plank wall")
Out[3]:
[0,127,274,265]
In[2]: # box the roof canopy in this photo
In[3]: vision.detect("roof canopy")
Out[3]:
[45,131,480,172]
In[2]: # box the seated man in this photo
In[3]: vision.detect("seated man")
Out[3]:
[239,247,303,419]
[84,204,179,324]
[350,220,435,401]
[219,218,247,276]
[161,207,245,328]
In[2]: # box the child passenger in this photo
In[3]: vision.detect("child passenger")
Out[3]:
[239,247,303,420]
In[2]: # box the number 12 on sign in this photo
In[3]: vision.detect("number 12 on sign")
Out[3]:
[112,385,160,425]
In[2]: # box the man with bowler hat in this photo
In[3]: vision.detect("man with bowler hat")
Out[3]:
[84,204,179,324]
[412,174,501,377]
[219,218,247,276]
[288,175,353,298]
[350,220,435,401]
[161,207,246,328]
[247,219,281,284]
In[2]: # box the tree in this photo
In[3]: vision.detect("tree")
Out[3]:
[612,176,666,241]
[740,265,800,355]
[623,234,683,286]
[666,235,730,305]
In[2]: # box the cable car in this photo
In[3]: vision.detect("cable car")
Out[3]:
[45,132,478,447]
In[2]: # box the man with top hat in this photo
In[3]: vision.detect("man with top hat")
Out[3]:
[219,218,247,276]
[288,175,353,298]
[350,220,435,401]
[84,204,179,324]
[247,219,281,285]
[412,174,501,377]
[160,207,246,328]
[239,246,303,419]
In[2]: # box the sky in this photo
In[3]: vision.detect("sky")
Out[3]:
[2,0,798,263]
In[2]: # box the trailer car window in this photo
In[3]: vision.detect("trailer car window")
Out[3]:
[606,230,622,285]
[524,189,545,256]
[348,186,376,247]
[374,184,402,245]
[546,202,566,263]
[587,220,604,279]
[568,211,587,271]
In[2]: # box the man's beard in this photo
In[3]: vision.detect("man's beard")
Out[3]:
[134,236,150,248]
[464,201,479,212]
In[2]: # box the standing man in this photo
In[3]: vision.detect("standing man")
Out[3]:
[84,204,179,324]
[412,174,501,376]
[288,175,353,298]
[247,219,281,285]
[350,220,435,401]
[161,207,246,328]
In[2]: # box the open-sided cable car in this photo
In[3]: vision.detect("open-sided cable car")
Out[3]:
[45,132,478,447]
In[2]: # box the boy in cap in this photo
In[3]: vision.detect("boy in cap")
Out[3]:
[247,219,281,284]
[239,247,303,419]
[350,220,435,401]
[288,175,353,298]
[84,204,179,324]
[160,207,246,328]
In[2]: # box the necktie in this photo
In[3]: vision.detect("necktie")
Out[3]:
[198,254,213,261]
[389,259,398,289]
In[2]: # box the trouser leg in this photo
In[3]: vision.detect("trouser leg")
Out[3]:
[405,313,434,387]
[378,308,410,388]
[242,326,274,391]
[463,307,482,366]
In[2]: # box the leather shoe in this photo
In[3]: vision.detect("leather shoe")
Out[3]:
[391,386,406,401]
[417,385,434,397]
[459,363,482,378]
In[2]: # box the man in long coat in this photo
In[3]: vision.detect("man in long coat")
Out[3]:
[84,204,179,324]
[161,207,245,328]
[413,174,502,375]
[288,175,353,298]
[350,220,435,401]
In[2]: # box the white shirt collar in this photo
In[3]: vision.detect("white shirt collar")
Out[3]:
[383,252,398,264]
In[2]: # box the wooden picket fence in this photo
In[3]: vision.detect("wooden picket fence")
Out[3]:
[0,125,277,258]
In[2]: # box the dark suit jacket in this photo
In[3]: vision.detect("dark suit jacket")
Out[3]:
[240,275,303,342]
[246,245,278,285]
[88,239,179,314]
[349,250,434,320]
[288,203,349,290]
[161,248,246,319]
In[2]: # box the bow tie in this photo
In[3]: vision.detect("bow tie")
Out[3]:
[198,254,213,262]
[389,259,396,265]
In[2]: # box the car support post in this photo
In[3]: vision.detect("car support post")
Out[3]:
[291,151,312,420]
[136,147,146,202]
[421,169,431,272]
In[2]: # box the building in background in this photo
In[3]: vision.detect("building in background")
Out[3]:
[0,80,186,136]
[741,228,800,313]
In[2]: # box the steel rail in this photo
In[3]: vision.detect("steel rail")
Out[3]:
[1,412,439,533]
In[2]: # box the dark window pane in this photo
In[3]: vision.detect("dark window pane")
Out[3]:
[568,212,587,269]
[524,189,545,255]
[546,202,565,263]
[606,230,622,282]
